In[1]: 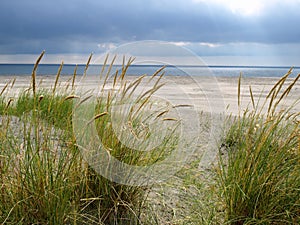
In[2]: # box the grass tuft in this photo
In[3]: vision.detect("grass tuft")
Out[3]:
[218,70,300,224]
[0,53,178,224]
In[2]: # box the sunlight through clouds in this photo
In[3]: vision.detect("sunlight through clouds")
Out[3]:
[192,0,300,16]
[192,0,263,15]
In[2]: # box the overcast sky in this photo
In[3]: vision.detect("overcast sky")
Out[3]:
[1,0,300,65]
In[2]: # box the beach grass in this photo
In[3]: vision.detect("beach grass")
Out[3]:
[0,52,299,224]
[140,71,299,225]
[217,73,300,224]
[0,52,178,224]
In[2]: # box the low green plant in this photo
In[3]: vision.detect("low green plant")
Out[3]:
[218,72,300,224]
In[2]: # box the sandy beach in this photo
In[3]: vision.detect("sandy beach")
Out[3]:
[1,74,299,116]
[1,74,298,157]
[0,74,299,224]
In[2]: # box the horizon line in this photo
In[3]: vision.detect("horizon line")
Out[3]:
[0,63,299,69]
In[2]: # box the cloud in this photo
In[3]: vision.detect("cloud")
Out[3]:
[169,42,190,47]
[0,0,300,56]
[97,43,117,51]
[199,42,223,48]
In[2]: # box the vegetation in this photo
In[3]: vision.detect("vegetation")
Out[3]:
[218,72,300,224]
[0,52,299,224]
[0,52,178,224]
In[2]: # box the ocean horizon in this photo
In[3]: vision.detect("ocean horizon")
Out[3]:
[0,64,299,78]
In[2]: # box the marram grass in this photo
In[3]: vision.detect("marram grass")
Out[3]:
[218,71,300,224]
[0,52,178,224]
[0,51,299,224]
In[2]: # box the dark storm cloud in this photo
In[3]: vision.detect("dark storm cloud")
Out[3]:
[0,0,300,54]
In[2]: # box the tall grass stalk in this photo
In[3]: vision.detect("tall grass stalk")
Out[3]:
[0,52,178,224]
[218,71,300,224]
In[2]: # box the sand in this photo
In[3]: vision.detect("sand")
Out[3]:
[0,74,299,177]
[0,74,298,223]
[1,74,299,116]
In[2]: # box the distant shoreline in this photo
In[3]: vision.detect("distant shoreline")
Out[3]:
[0,63,299,69]
[0,64,299,77]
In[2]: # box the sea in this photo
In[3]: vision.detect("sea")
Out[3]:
[0,64,299,78]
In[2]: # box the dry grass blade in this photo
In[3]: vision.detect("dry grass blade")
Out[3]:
[267,90,276,116]
[130,83,165,120]
[286,111,300,121]
[122,75,146,99]
[113,69,118,88]
[32,50,45,97]
[238,73,242,110]
[106,55,117,78]
[5,98,14,110]
[271,73,300,115]
[122,81,128,96]
[11,78,16,89]
[162,117,178,121]
[120,56,135,80]
[78,95,93,106]
[102,55,117,91]
[120,55,126,79]
[136,83,165,104]
[0,82,10,97]
[100,54,109,80]
[106,91,111,111]
[173,104,193,108]
[154,71,165,87]
[72,64,78,90]
[266,68,292,99]
[156,110,169,118]
[278,73,300,99]
[83,53,93,78]
[150,66,167,81]
[65,77,72,90]
[87,112,109,125]
[64,95,80,101]
[249,85,255,109]
[53,61,64,94]
[125,77,146,100]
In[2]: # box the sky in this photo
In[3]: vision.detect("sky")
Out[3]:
[0,0,300,66]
